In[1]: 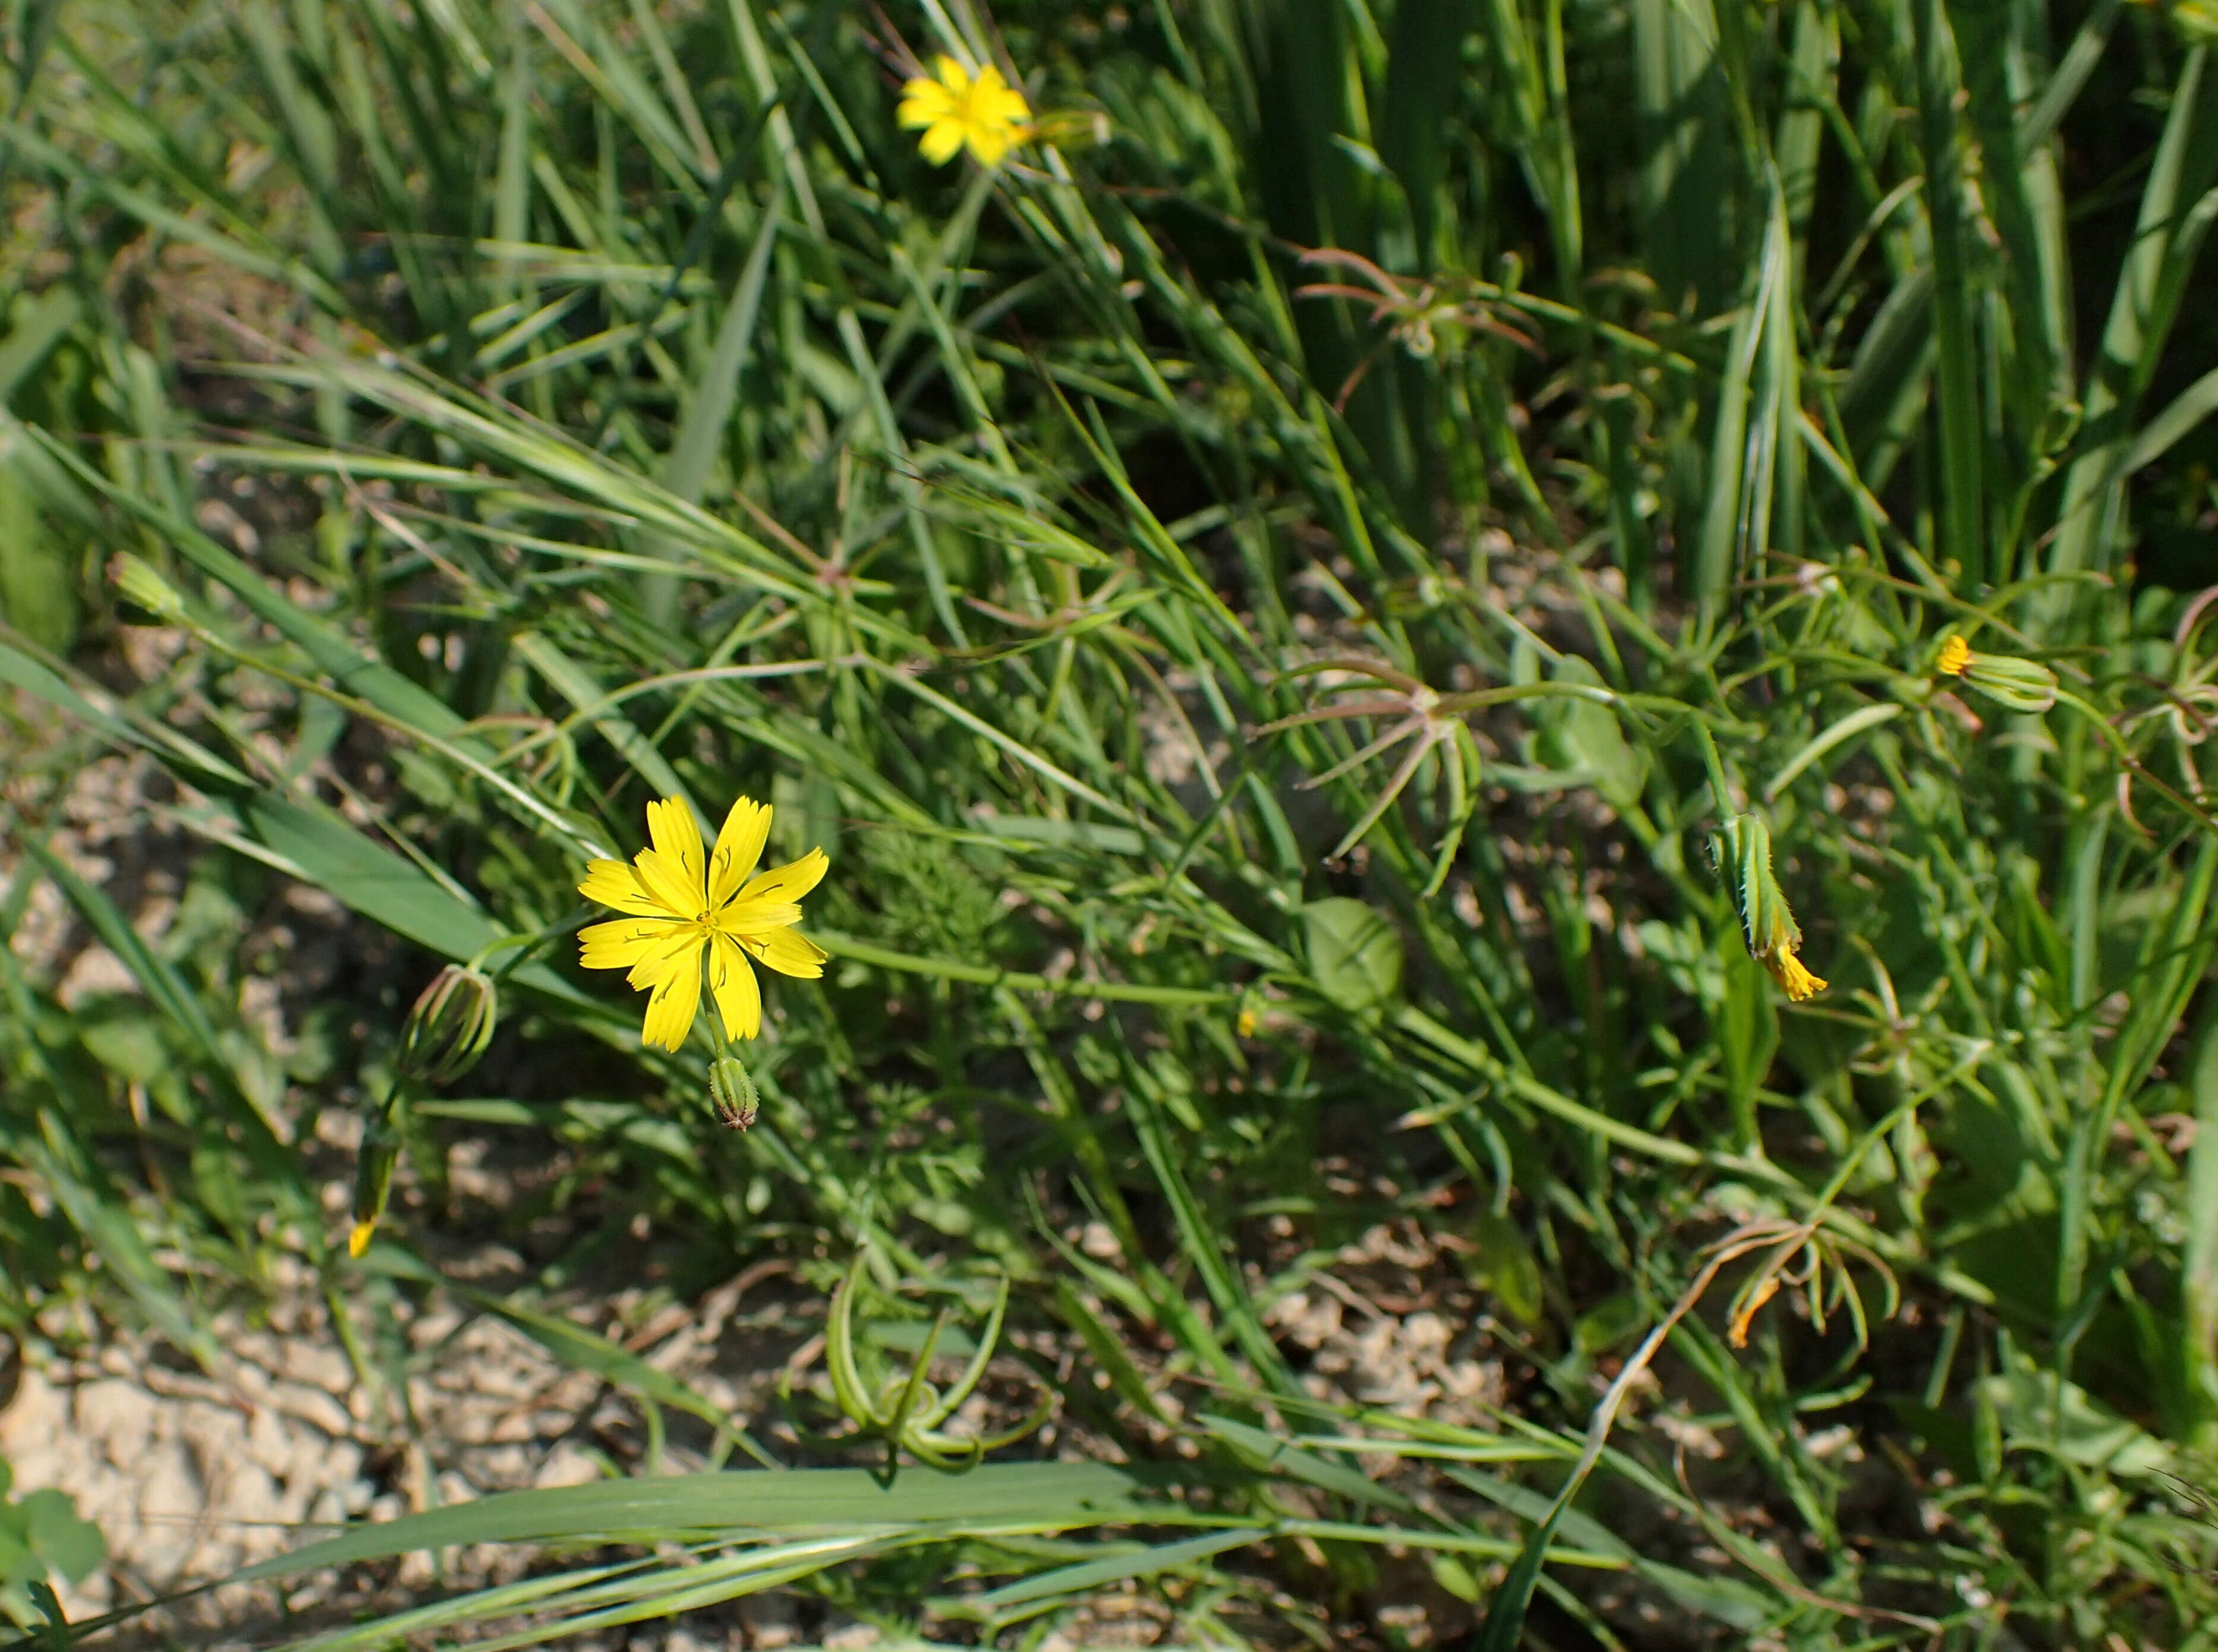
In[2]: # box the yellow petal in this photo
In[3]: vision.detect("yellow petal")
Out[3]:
[720,899,802,937]
[707,932,763,1041]
[737,846,828,907]
[750,926,827,979]
[898,80,954,129]
[646,797,708,900]
[708,796,772,909]
[639,942,704,1051]
[579,918,683,972]
[578,859,670,917]
[348,1220,376,1258]
[625,926,707,991]
[1762,944,1826,1002]
[966,125,1015,166]
[972,65,1029,118]
[918,120,966,164]
[630,848,702,921]
[934,53,970,92]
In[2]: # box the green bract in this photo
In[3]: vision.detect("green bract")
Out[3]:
[707,1052,759,1130]
[1959,652,2062,715]
[396,963,499,1086]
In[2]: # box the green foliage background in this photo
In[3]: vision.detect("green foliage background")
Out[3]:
[8,0,2218,1644]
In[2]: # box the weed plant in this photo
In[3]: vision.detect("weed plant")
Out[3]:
[6,0,2218,1646]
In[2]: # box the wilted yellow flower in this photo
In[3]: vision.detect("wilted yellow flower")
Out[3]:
[899,55,1031,166]
[1726,1274,1781,1348]
[1712,813,1828,1002]
[348,1093,400,1257]
[1765,943,1827,1002]
[578,796,828,1051]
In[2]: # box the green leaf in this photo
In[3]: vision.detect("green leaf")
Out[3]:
[1536,657,1646,810]
[1978,1370,2171,1474]
[1199,1414,1416,1512]
[1463,1210,1546,1327]
[959,1528,1261,1619]
[227,792,595,1013]
[1379,0,1481,258]
[75,1000,173,1087]
[0,444,74,653]
[231,1462,1171,1584]
[19,1490,104,1585]
[1573,1292,1644,1356]
[1301,897,1404,1016]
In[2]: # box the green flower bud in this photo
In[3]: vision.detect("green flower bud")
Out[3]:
[111,554,185,623]
[708,1052,759,1130]
[397,964,497,1085]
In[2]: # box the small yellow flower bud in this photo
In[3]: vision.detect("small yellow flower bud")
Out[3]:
[1933,634,2056,713]
[708,1052,760,1130]
[1237,1007,1258,1039]
[397,964,498,1085]
[348,1221,377,1259]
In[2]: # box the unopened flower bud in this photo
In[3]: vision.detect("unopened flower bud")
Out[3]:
[111,554,185,623]
[397,964,497,1085]
[1935,634,2058,714]
[708,1053,759,1130]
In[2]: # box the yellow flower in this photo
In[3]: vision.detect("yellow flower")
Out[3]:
[578,796,829,1051]
[898,55,1031,167]
[1936,633,1970,677]
[1762,942,1828,1003]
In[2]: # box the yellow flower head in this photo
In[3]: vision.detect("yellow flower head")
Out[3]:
[898,55,1031,167]
[1936,633,1970,677]
[578,796,828,1051]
